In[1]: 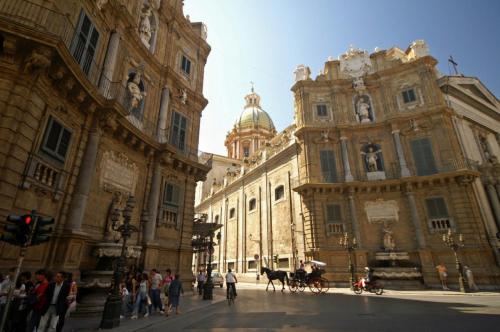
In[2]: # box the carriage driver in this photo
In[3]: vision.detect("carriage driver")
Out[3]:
[361,267,373,288]
[225,268,238,299]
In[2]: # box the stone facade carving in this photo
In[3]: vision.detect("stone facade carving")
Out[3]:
[361,143,383,172]
[24,47,52,74]
[408,40,429,60]
[103,191,124,241]
[127,71,145,110]
[96,0,108,10]
[364,199,399,223]
[100,151,139,194]
[293,65,311,82]
[340,46,372,78]
[382,222,396,251]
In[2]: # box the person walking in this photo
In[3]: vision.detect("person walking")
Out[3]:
[131,273,150,319]
[38,271,70,332]
[162,269,173,314]
[196,271,206,296]
[464,266,479,291]
[225,269,237,299]
[436,263,449,290]
[56,272,77,332]
[167,274,183,315]
[149,269,163,314]
[27,269,50,332]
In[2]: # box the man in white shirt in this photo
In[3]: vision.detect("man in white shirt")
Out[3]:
[150,269,164,314]
[225,269,237,299]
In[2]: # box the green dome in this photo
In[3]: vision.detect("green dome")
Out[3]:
[237,107,275,131]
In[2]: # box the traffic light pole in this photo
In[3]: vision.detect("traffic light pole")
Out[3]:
[0,214,38,332]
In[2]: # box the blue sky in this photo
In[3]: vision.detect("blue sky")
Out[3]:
[184,0,500,155]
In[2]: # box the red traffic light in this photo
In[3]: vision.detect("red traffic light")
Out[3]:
[23,215,32,225]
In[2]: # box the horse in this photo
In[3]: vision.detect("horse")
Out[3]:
[260,267,289,292]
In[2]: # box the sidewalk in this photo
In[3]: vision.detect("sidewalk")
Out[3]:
[64,291,225,332]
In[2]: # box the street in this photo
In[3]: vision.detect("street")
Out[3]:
[134,283,500,332]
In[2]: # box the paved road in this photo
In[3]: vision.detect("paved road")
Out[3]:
[139,284,500,331]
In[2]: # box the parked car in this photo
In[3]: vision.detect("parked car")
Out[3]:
[211,271,224,288]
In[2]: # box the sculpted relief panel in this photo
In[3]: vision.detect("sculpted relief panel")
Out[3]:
[100,151,139,194]
[364,199,399,223]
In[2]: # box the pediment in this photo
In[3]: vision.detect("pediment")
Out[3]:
[458,83,495,106]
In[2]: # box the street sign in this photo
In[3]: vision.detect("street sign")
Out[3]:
[254,254,259,260]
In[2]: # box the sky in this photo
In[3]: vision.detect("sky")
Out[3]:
[184,0,500,156]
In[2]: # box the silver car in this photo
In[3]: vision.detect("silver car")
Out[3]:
[211,271,224,288]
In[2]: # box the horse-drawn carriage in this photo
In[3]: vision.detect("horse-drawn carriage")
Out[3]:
[289,260,330,293]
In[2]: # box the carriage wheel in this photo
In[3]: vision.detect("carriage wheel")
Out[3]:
[320,278,329,293]
[289,280,299,293]
[309,278,323,294]
[298,284,306,292]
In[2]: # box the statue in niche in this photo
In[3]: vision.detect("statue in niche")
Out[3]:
[479,135,494,163]
[127,72,145,110]
[139,5,153,48]
[382,222,396,251]
[354,95,373,123]
[361,144,383,172]
[104,192,123,242]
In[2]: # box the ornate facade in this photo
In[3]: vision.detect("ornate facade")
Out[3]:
[195,41,500,288]
[0,0,210,287]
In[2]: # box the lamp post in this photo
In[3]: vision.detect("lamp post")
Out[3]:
[339,232,357,289]
[203,231,221,300]
[100,196,138,329]
[442,229,466,293]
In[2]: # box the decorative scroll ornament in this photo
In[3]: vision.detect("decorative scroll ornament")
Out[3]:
[340,45,372,79]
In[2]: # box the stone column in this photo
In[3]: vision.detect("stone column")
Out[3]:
[99,31,120,96]
[144,159,162,243]
[66,119,101,231]
[392,130,411,177]
[156,86,170,142]
[340,137,354,182]
[404,185,426,248]
[347,189,361,246]
[485,183,500,230]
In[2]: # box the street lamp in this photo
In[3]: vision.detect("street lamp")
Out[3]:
[339,232,357,290]
[442,229,466,293]
[100,196,138,329]
[203,230,221,300]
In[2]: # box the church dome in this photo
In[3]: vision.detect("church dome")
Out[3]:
[236,89,275,131]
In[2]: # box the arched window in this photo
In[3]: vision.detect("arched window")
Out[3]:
[248,198,256,211]
[274,185,285,201]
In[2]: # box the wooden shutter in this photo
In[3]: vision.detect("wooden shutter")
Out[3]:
[320,150,337,182]
[179,115,187,151]
[411,138,437,176]
[71,11,99,75]
[326,204,341,223]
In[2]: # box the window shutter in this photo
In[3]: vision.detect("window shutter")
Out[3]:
[411,138,437,176]
[71,11,99,76]
[82,27,99,75]
[179,116,187,150]
[46,121,62,152]
[320,150,337,183]
[57,129,72,159]
[326,204,341,223]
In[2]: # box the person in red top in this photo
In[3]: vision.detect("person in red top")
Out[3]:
[27,269,49,332]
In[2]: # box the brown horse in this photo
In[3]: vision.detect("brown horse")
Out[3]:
[260,267,289,292]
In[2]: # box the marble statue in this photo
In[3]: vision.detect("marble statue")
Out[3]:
[365,147,379,172]
[178,88,187,104]
[479,136,494,163]
[104,192,122,241]
[357,101,371,123]
[382,223,396,251]
[127,72,144,109]
[294,65,311,82]
[139,5,153,48]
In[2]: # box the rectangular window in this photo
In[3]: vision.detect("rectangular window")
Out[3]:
[248,198,256,211]
[161,183,180,227]
[410,138,437,176]
[316,104,328,117]
[181,55,191,75]
[402,89,417,103]
[71,10,99,76]
[274,185,285,201]
[320,150,337,183]
[278,258,289,269]
[425,197,452,231]
[326,204,343,234]
[248,260,257,270]
[170,112,188,151]
[229,208,235,219]
[41,117,72,163]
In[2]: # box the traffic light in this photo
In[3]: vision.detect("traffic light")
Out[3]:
[31,216,54,245]
[1,214,34,246]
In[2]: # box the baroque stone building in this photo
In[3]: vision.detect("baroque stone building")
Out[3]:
[0,0,210,284]
[195,41,500,288]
